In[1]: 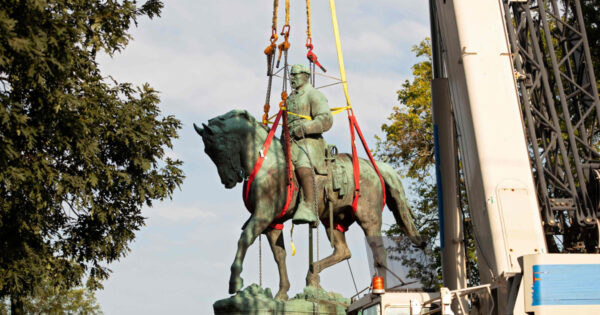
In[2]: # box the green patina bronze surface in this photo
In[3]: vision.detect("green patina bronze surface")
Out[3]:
[213,284,350,315]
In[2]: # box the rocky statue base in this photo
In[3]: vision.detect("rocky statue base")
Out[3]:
[213,284,350,315]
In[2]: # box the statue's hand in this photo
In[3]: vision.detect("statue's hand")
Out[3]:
[290,124,305,139]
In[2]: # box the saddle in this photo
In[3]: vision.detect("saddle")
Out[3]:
[243,143,352,233]
[314,144,354,233]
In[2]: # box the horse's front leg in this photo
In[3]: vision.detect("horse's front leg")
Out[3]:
[265,228,290,300]
[229,215,271,294]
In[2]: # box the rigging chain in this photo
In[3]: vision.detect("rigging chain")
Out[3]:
[276,0,291,68]
[263,0,279,125]
[305,0,326,73]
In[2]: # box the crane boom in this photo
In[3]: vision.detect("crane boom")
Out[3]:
[434,0,547,279]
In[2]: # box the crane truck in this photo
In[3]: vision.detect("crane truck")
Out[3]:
[347,0,600,314]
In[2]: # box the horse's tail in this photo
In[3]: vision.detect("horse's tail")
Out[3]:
[377,162,425,248]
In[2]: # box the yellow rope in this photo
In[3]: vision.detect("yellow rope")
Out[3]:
[306,0,311,39]
[328,0,352,110]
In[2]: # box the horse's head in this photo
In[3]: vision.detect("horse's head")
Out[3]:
[194,110,256,189]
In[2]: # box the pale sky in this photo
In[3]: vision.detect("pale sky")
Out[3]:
[96,1,429,313]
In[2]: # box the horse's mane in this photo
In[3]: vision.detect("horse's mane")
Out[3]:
[207,109,269,134]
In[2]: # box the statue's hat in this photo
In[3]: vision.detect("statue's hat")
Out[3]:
[290,64,311,75]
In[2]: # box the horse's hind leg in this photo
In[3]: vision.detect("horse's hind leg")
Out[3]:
[354,201,388,284]
[265,228,290,300]
[306,228,351,287]
[360,223,388,285]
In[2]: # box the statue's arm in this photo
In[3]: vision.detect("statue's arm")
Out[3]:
[303,90,333,135]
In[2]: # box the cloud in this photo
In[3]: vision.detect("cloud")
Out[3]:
[144,202,216,221]
[98,40,265,118]
[343,31,396,56]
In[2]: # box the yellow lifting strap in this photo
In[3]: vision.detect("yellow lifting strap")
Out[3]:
[328,0,352,111]
[330,106,351,115]
[272,0,279,30]
[266,106,350,124]
[286,106,351,120]
[306,0,311,39]
[276,0,291,68]
[285,0,290,26]
[287,111,312,121]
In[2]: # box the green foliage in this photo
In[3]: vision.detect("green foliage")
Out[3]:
[379,40,433,183]
[377,39,440,288]
[581,0,600,88]
[1,281,102,314]
[377,39,479,289]
[0,0,183,308]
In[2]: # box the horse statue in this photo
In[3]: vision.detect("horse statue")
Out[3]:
[194,109,424,300]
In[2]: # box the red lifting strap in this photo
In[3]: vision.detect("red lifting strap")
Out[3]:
[243,109,295,230]
[348,114,386,213]
[321,219,349,233]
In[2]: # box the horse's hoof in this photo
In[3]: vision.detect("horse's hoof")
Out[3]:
[275,291,289,301]
[306,273,320,287]
[229,277,243,294]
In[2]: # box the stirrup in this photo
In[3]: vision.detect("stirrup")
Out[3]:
[292,203,317,225]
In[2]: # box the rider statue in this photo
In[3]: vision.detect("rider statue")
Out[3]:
[286,64,333,225]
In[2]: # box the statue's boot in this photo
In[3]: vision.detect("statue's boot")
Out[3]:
[292,167,318,225]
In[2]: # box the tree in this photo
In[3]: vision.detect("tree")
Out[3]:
[376,39,439,288]
[376,39,479,289]
[580,0,599,88]
[0,0,183,311]
[1,282,102,315]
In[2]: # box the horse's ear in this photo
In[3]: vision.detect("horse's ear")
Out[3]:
[193,123,204,136]
[235,110,251,121]
[202,123,215,135]
[241,110,250,119]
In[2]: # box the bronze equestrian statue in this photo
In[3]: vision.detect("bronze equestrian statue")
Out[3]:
[194,66,423,301]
